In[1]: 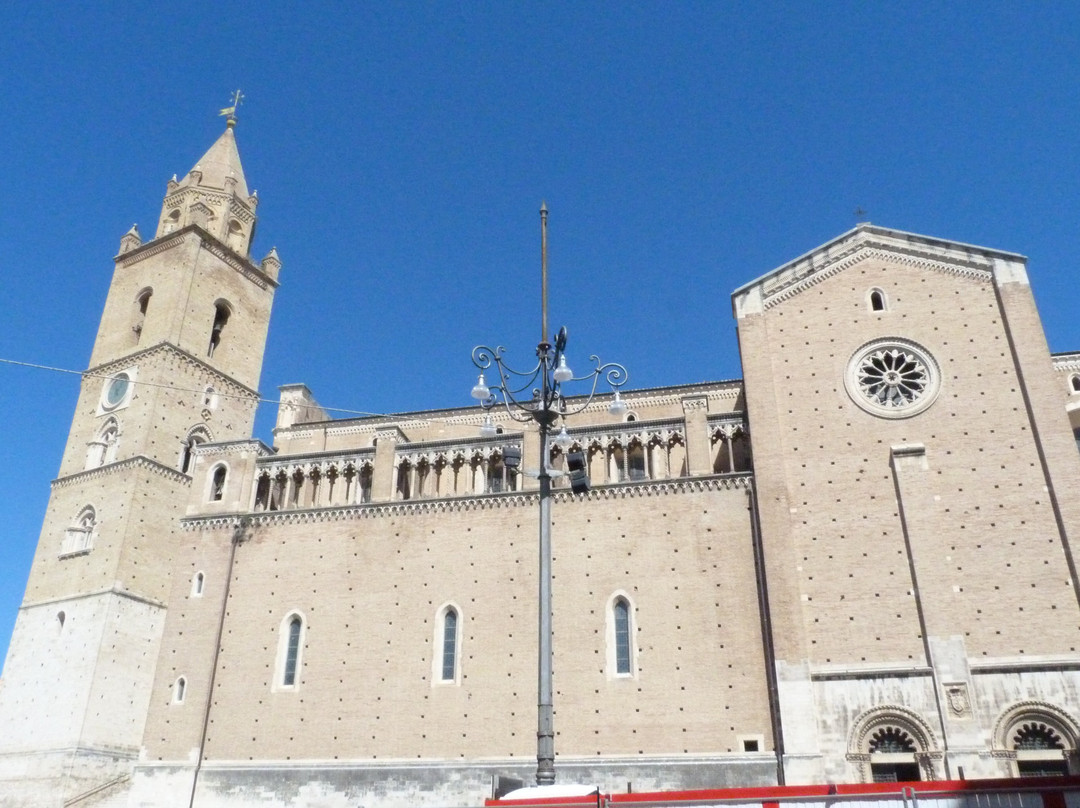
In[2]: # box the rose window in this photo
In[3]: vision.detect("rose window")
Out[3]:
[845,339,940,419]
[858,347,928,408]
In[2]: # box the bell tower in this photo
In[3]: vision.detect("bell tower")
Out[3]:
[0,118,280,801]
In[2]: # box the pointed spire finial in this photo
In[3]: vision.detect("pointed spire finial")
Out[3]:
[218,89,244,128]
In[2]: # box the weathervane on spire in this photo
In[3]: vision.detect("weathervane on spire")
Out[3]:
[218,90,244,128]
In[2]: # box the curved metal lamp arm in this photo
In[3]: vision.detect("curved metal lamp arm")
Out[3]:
[471,338,628,426]
[473,343,550,416]
[487,392,541,425]
[554,358,629,417]
[472,345,542,381]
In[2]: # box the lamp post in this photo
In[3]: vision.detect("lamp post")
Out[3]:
[470,203,628,786]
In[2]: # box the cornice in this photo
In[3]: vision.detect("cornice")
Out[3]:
[969,657,1080,674]
[192,439,272,458]
[811,665,933,681]
[260,453,375,474]
[20,584,167,611]
[1052,354,1080,372]
[53,456,192,489]
[115,224,277,290]
[188,752,751,772]
[181,473,753,529]
[398,433,523,454]
[762,244,993,310]
[283,381,746,435]
[85,343,260,399]
[114,232,188,265]
[201,238,276,290]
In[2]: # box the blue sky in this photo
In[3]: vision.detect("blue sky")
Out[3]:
[0,3,1078,663]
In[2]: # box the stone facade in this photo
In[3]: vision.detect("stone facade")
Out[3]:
[0,126,1077,808]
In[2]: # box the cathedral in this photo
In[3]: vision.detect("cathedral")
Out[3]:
[0,121,1078,808]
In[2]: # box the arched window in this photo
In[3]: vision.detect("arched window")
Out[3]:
[613,598,632,675]
[209,465,227,502]
[868,288,888,312]
[101,421,119,465]
[207,301,231,358]
[202,386,218,409]
[85,418,119,469]
[1013,722,1069,776]
[995,703,1078,777]
[1071,375,1080,394]
[435,605,461,684]
[396,461,412,500]
[441,609,458,681]
[133,288,152,344]
[868,726,921,782]
[173,677,187,704]
[227,218,245,252]
[358,465,373,503]
[289,469,304,508]
[627,444,647,481]
[610,444,627,482]
[62,507,97,555]
[487,456,507,493]
[277,613,305,689]
[848,706,937,783]
[271,471,287,511]
[179,427,209,475]
[191,572,205,597]
[254,473,271,511]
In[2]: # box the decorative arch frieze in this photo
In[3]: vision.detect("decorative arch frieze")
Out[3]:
[54,456,192,489]
[85,343,260,403]
[763,245,994,310]
[184,473,752,530]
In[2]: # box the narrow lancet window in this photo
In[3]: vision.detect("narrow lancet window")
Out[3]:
[359,466,373,503]
[133,289,152,344]
[441,608,458,681]
[868,288,888,312]
[208,302,231,358]
[180,428,207,475]
[613,598,632,675]
[283,616,302,687]
[210,466,226,502]
[628,444,647,481]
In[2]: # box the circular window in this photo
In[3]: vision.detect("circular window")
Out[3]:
[103,373,131,409]
[845,338,940,419]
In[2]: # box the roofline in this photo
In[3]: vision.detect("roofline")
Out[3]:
[731,223,1028,298]
[277,377,745,432]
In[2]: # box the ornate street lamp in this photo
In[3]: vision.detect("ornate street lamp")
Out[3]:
[470,203,628,786]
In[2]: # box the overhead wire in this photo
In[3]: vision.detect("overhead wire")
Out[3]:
[0,356,436,421]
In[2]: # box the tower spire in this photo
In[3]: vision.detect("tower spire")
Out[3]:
[153,109,258,255]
